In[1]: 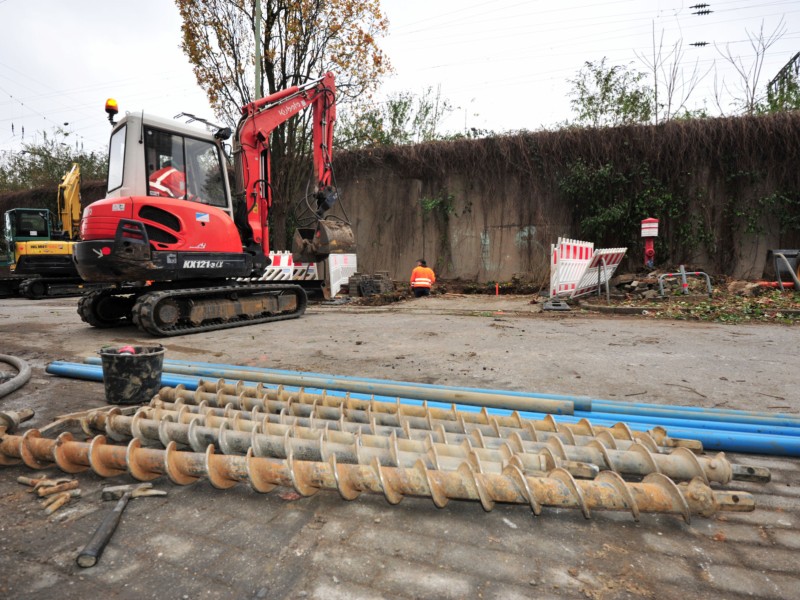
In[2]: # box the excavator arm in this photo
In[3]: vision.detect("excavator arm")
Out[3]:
[233,72,353,263]
[57,163,81,240]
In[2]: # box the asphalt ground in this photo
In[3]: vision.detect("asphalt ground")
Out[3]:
[1,294,798,599]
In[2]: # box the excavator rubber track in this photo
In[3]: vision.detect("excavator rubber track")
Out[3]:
[130,283,308,336]
[77,288,137,328]
[78,283,308,336]
[18,277,105,299]
[0,276,25,298]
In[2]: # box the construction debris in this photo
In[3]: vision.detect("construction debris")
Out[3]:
[16,474,81,515]
[347,272,394,297]
[0,409,34,433]
[37,479,79,497]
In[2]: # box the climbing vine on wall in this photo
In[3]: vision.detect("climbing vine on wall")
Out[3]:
[557,160,714,265]
[419,189,457,273]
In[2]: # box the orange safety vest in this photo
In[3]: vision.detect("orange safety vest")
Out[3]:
[149,167,187,199]
[410,266,436,288]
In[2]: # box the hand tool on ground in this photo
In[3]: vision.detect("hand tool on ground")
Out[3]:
[76,483,166,568]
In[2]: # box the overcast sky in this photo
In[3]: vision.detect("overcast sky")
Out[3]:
[0,0,797,156]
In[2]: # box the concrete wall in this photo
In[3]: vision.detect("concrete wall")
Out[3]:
[343,170,574,282]
[340,164,800,282]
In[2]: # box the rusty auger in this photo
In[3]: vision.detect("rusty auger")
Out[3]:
[86,409,599,479]
[0,429,754,522]
[162,383,701,453]
[151,397,674,459]
[86,408,769,486]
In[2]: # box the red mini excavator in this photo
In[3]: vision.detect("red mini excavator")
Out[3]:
[73,72,354,336]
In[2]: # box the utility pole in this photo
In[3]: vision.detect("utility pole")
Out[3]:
[254,0,262,99]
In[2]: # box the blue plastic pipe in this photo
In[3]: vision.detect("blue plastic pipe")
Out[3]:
[47,362,201,390]
[48,361,569,417]
[75,360,575,416]
[153,359,793,420]
[86,357,800,424]
[123,359,800,429]
[82,357,600,409]
[79,357,800,431]
[48,361,800,456]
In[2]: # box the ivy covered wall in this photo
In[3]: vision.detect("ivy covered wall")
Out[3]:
[334,112,800,281]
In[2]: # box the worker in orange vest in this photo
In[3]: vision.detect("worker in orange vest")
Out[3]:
[410,259,436,297]
[148,159,196,200]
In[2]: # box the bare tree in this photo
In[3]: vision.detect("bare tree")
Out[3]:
[175,0,390,248]
[636,24,712,124]
[715,19,787,115]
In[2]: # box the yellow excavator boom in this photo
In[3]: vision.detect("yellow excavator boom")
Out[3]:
[57,163,81,240]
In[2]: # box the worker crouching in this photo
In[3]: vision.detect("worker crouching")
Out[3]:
[410,259,436,298]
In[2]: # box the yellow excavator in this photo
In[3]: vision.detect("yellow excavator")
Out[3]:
[1,164,102,298]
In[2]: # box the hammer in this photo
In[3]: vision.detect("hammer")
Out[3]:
[76,483,166,568]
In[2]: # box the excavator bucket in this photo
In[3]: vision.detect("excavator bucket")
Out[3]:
[291,220,355,263]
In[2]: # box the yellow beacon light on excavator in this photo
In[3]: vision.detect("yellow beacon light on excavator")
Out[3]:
[105,98,119,125]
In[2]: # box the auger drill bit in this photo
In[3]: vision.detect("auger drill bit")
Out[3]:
[89,407,769,486]
[85,409,600,479]
[152,397,667,458]
[151,399,766,483]
[0,429,754,522]
[160,383,700,454]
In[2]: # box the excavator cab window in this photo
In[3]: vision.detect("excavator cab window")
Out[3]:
[1,213,12,264]
[12,210,50,239]
[185,137,226,208]
[144,127,226,208]
[107,125,126,192]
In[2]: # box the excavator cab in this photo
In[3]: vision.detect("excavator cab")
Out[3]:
[103,114,231,212]
[2,209,53,268]
[75,113,246,283]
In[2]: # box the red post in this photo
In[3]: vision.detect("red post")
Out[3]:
[641,218,659,269]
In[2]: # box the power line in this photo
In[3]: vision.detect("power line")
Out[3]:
[386,6,798,53]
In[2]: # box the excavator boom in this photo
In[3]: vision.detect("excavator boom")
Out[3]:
[57,163,82,240]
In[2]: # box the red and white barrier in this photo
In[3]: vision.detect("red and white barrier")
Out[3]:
[570,247,627,298]
[328,253,358,297]
[260,251,298,281]
[550,238,627,299]
[251,252,356,297]
[550,238,594,297]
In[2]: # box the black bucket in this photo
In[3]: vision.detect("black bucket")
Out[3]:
[98,345,165,405]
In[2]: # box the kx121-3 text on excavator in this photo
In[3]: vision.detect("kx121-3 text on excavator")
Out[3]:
[73,72,355,336]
